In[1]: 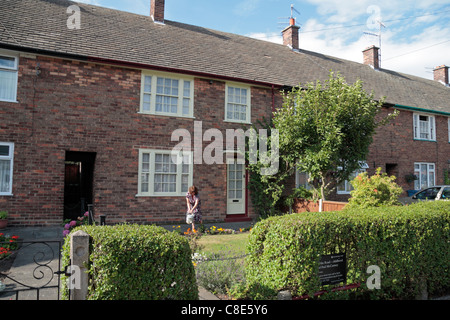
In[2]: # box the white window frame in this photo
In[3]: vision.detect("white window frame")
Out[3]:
[295,169,312,190]
[0,142,14,196]
[0,51,19,103]
[140,71,194,118]
[448,118,450,143]
[413,113,436,141]
[337,162,369,195]
[414,162,435,190]
[225,83,251,124]
[137,149,193,197]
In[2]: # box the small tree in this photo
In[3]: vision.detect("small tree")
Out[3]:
[273,72,397,201]
[347,168,403,209]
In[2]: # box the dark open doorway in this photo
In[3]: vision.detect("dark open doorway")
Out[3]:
[64,151,96,221]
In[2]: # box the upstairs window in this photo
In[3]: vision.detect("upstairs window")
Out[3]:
[225,84,251,123]
[140,72,194,118]
[413,113,436,141]
[0,142,14,195]
[0,54,18,102]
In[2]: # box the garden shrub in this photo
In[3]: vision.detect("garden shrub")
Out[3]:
[61,224,198,300]
[346,168,403,209]
[246,201,450,300]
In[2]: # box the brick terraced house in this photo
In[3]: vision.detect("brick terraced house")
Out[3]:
[0,0,449,226]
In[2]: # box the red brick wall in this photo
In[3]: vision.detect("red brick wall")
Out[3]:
[329,106,450,201]
[368,107,449,191]
[0,54,274,226]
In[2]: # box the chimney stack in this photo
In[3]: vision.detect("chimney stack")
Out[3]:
[363,45,380,70]
[151,0,165,24]
[433,65,449,86]
[282,18,300,51]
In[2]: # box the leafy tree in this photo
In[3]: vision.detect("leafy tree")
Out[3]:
[273,72,397,201]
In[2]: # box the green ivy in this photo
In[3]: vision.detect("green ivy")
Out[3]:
[246,201,450,300]
[61,224,198,300]
[444,170,450,185]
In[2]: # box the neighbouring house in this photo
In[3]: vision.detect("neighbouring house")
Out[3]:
[0,0,449,226]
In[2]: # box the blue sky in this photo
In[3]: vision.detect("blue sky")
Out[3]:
[77,0,450,80]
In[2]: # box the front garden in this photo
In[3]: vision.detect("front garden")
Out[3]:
[187,201,449,300]
[60,199,449,300]
[0,233,20,292]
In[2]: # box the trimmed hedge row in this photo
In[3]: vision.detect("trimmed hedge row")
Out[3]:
[61,224,198,300]
[246,201,450,299]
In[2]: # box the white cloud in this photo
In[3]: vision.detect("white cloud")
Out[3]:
[247,31,282,44]
[382,25,450,79]
[248,16,450,80]
[275,0,450,80]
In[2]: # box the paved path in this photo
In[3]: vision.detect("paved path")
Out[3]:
[0,226,63,300]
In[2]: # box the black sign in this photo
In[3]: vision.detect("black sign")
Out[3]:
[318,253,346,286]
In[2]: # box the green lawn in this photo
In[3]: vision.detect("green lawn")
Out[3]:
[197,232,249,255]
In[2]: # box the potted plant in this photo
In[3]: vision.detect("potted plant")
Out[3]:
[0,211,7,229]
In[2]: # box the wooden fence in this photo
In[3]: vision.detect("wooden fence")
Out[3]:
[293,199,347,213]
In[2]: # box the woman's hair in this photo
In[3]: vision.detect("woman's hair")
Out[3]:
[189,185,198,195]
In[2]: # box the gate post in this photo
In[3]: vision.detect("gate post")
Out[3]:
[70,230,90,300]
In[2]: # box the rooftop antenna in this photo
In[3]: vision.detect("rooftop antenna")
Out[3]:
[364,20,386,67]
[278,4,301,29]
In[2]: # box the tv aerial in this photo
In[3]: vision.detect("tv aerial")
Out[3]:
[278,4,301,29]
[364,20,386,67]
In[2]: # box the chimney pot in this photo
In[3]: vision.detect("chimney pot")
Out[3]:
[433,65,449,86]
[151,0,165,23]
[282,21,300,51]
[363,45,380,70]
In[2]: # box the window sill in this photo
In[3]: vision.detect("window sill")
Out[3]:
[224,119,252,125]
[138,112,195,120]
[0,193,13,197]
[413,139,437,142]
[0,99,18,104]
[135,194,186,198]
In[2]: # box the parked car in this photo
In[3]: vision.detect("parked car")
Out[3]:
[400,186,450,205]
[411,185,450,201]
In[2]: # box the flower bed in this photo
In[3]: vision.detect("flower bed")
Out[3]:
[0,233,19,260]
[62,212,90,237]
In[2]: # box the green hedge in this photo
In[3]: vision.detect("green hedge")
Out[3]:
[61,224,198,300]
[246,201,450,299]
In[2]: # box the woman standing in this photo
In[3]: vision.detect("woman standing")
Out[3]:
[186,185,202,232]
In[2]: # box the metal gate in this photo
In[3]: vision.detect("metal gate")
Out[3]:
[0,240,64,300]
